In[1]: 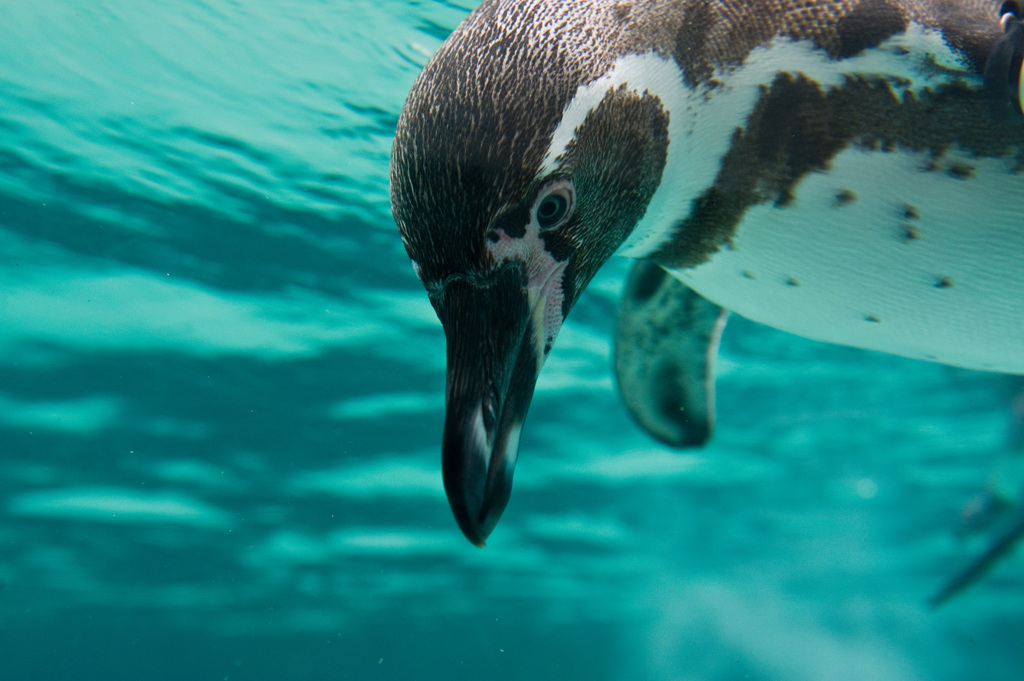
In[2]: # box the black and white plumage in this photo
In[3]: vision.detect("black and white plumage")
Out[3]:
[390,0,1024,547]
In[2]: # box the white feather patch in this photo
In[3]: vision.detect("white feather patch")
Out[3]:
[541,23,971,257]
[674,146,1024,374]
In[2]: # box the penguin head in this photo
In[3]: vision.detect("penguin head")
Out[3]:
[390,0,669,545]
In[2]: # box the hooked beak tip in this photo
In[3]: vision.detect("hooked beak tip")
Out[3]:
[443,414,520,548]
[447,494,491,548]
[444,466,508,548]
[466,526,490,548]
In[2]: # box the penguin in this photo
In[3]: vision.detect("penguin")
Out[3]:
[390,0,1024,546]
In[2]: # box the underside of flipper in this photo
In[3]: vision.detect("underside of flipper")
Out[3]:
[614,259,728,448]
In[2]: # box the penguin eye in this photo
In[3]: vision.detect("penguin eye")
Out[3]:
[535,184,574,230]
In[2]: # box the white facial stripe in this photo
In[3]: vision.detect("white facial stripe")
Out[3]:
[540,53,691,259]
[539,52,689,175]
[541,23,971,258]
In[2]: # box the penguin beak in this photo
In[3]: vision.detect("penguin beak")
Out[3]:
[435,262,544,546]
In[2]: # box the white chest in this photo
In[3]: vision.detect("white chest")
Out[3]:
[675,145,1024,373]
[587,28,1024,373]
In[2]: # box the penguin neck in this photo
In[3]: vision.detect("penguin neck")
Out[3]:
[540,23,976,261]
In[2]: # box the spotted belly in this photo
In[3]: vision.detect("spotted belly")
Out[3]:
[673,145,1024,374]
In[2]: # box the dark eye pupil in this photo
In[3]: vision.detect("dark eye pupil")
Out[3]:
[537,194,568,228]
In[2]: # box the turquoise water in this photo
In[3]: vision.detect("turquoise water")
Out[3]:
[2,1,1023,679]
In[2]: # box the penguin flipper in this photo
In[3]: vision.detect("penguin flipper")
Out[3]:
[614,259,728,448]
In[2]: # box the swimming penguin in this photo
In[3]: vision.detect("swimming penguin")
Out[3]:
[390,0,1024,546]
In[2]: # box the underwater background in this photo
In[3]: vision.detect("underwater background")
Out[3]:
[2,1,1023,679]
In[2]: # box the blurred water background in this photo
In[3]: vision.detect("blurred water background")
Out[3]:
[2,1,1023,679]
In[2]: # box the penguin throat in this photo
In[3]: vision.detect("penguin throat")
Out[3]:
[485,224,567,357]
